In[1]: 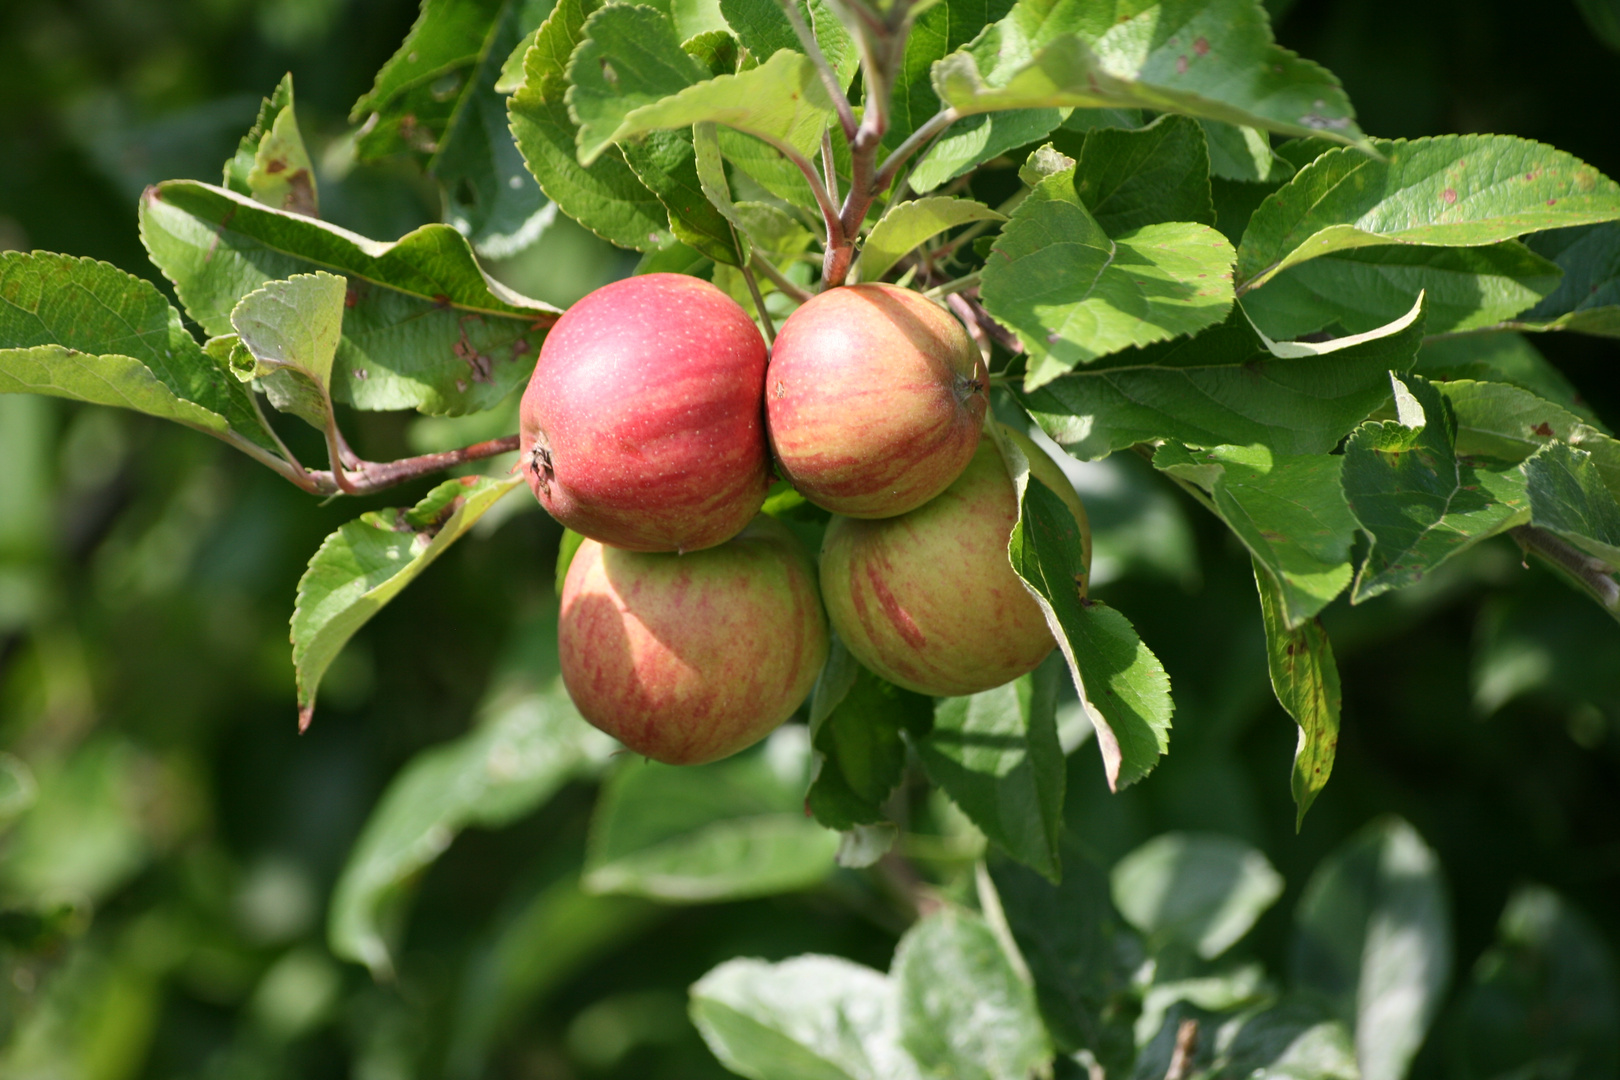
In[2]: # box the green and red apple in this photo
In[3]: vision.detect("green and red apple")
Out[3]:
[558,515,829,765]
[765,283,987,519]
[819,426,1089,698]
[520,273,770,553]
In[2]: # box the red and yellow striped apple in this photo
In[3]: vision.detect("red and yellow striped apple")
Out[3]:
[520,273,770,552]
[765,283,987,519]
[819,426,1088,698]
[558,515,829,765]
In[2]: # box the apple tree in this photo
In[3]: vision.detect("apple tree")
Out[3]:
[2,0,1619,1076]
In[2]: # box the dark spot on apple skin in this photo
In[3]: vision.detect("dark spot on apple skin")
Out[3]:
[528,441,555,496]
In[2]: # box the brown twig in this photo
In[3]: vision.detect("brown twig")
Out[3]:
[1510,525,1620,612]
[1165,1019,1199,1080]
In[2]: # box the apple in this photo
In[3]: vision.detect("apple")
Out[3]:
[520,273,770,552]
[819,426,1089,698]
[765,283,988,518]
[558,515,829,765]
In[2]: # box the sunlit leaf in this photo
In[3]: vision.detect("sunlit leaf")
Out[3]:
[293,476,522,730]
[981,153,1235,388]
[1004,437,1172,790]
[933,0,1364,143]
[139,181,557,414]
[1236,135,1620,290]
[1253,561,1341,828]
[894,907,1050,1080]
[1021,295,1426,461]
[1342,373,1531,601]
[0,251,283,457]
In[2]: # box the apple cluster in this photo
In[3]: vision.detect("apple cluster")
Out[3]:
[520,273,1089,766]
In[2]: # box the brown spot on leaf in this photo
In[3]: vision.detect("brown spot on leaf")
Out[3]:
[1442,188,1458,205]
[1548,198,1558,206]
[1176,55,1189,74]
[1194,36,1210,56]
[1531,422,1554,436]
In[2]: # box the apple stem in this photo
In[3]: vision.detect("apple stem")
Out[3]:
[751,254,813,302]
[923,271,980,299]
[738,259,777,342]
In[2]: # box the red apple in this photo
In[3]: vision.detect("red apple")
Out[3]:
[765,283,988,518]
[558,515,829,765]
[520,273,770,552]
[819,426,1089,697]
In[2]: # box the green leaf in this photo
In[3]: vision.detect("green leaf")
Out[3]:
[568,5,833,166]
[1438,380,1620,489]
[292,476,522,730]
[1110,832,1283,959]
[228,271,346,431]
[1241,241,1564,339]
[223,73,319,217]
[719,0,858,87]
[691,955,923,1080]
[915,660,1066,880]
[622,127,744,264]
[327,608,617,978]
[1253,561,1341,829]
[856,196,1005,283]
[988,847,1144,1070]
[1070,114,1215,236]
[139,180,558,415]
[1520,442,1620,567]
[1455,884,1620,1078]
[1292,817,1452,1080]
[1154,442,1356,624]
[692,121,754,265]
[1342,373,1531,601]
[0,251,282,457]
[1236,135,1620,290]
[1200,119,1293,183]
[886,0,1011,151]
[893,908,1050,1080]
[1414,334,1593,423]
[353,0,553,256]
[1003,439,1172,790]
[1022,295,1425,461]
[583,727,839,902]
[981,155,1235,389]
[508,0,675,251]
[567,4,711,162]
[807,643,932,832]
[932,0,1364,144]
[1513,222,1620,337]
[908,108,1067,194]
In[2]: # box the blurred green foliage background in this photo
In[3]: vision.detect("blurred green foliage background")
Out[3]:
[0,0,1617,1077]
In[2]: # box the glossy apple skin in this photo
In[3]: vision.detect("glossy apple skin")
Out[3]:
[819,427,1089,697]
[558,515,829,765]
[765,283,987,519]
[520,273,770,552]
